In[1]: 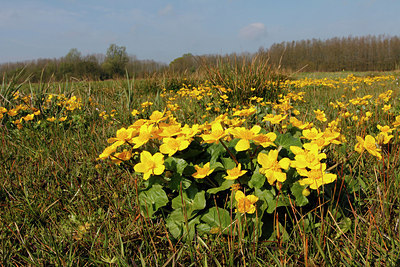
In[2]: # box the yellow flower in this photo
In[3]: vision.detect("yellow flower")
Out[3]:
[233,107,256,117]
[149,110,167,124]
[257,150,291,185]
[225,163,247,180]
[229,125,261,151]
[111,150,133,165]
[107,127,135,147]
[297,163,337,189]
[159,136,190,156]
[7,109,18,116]
[355,135,382,160]
[321,128,342,145]
[263,114,288,124]
[290,144,326,171]
[131,124,154,149]
[134,151,165,180]
[393,115,400,128]
[290,117,312,130]
[131,109,140,116]
[59,116,67,122]
[47,117,56,122]
[376,132,393,145]
[23,114,35,121]
[179,124,200,139]
[302,128,323,140]
[235,190,258,214]
[314,109,327,122]
[192,162,214,179]
[376,125,393,144]
[141,101,153,109]
[158,123,182,138]
[252,132,277,148]
[201,121,226,144]
[382,104,391,112]
[302,188,311,197]
[97,145,118,160]
[377,125,393,134]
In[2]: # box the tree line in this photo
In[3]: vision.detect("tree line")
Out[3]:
[262,35,400,72]
[2,35,400,83]
[0,44,167,82]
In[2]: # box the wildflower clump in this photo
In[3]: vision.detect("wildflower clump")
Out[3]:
[97,74,399,243]
[98,97,339,241]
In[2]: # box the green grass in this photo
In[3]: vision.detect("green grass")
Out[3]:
[1,71,400,265]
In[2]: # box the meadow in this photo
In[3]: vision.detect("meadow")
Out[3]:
[1,68,400,266]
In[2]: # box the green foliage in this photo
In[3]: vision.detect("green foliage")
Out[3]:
[102,44,129,78]
[201,53,287,104]
[1,71,400,266]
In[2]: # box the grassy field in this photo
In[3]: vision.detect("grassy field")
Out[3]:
[1,70,400,266]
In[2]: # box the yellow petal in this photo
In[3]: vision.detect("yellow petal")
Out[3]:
[235,139,250,151]
[235,190,245,202]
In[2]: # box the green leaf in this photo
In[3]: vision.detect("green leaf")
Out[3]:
[335,217,352,239]
[138,184,169,218]
[207,179,234,194]
[255,187,290,214]
[164,157,188,175]
[221,157,236,170]
[171,186,206,219]
[199,207,232,234]
[168,173,192,191]
[207,143,226,164]
[290,182,309,206]
[274,132,302,151]
[210,161,225,172]
[248,166,266,189]
[166,211,201,241]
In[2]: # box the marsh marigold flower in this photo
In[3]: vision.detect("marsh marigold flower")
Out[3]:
[131,124,154,149]
[225,163,247,180]
[131,109,140,116]
[23,114,35,121]
[354,135,382,160]
[235,190,258,214]
[111,150,133,165]
[297,163,337,189]
[149,110,167,124]
[258,150,291,185]
[302,128,323,140]
[229,125,261,151]
[314,109,327,122]
[393,115,400,128]
[252,132,277,148]
[192,162,214,179]
[290,144,326,171]
[97,145,118,160]
[108,127,135,147]
[263,114,288,124]
[201,121,227,144]
[134,151,165,180]
[159,136,190,156]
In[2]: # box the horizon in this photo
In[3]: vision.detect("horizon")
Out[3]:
[2,0,400,64]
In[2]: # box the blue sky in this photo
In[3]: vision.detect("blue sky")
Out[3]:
[1,0,400,64]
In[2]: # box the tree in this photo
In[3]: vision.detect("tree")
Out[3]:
[169,53,199,73]
[64,48,82,63]
[102,44,129,78]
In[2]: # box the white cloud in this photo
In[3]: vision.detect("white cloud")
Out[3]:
[239,22,267,40]
[158,4,173,16]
